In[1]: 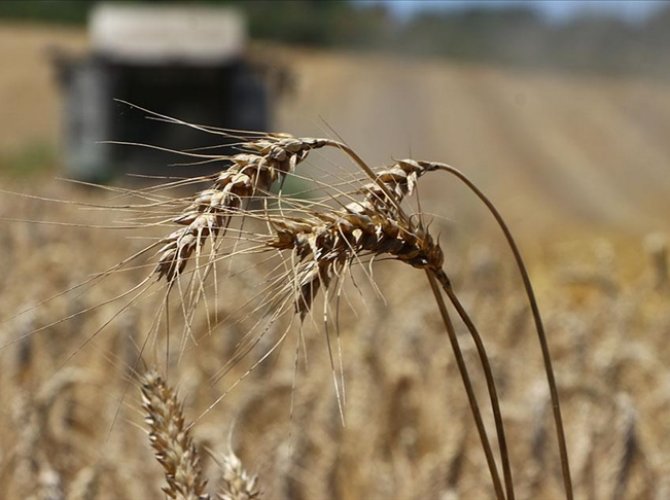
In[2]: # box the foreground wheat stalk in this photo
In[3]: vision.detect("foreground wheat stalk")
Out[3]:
[428,161,574,499]
[125,122,572,499]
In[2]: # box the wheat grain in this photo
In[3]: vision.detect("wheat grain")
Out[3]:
[217,449,260,500]
[140,370,209,500]
[267,210,443,317]
[155,136,329,282]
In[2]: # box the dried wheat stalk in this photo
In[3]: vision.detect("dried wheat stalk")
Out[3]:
[268,210,443,317]
[140,370,209,500]
[255,158,512,500]
[155,135,329,282]
[217,450,260,500]
[142,131,573,499]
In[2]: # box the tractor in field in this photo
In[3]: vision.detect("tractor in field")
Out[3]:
[53,4,273,182]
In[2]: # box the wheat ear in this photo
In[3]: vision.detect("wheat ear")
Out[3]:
[140,370,209,500]
[217,449,260,500]
[155,135,329,282]
[261,159,508,499]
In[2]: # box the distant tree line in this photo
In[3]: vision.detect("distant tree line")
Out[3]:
[2,0,669,77]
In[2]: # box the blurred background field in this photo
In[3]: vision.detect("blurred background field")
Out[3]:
[2,1,670,234]
[0,1,669,498]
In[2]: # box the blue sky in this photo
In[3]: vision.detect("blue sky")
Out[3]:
[361,1,668,23]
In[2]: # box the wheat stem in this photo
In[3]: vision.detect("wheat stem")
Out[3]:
[430,162,573,500]
[436,270,515,500]
[426,270,505,500]
[324,140,403,214]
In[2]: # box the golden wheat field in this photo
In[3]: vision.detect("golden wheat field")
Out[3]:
[1,23,670,500]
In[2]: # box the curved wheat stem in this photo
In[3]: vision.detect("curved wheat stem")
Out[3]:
[139,131,568,499]
[426,270,506,500]
[426,161,573,500]
[257,158,507,498]
[435,269,515,500]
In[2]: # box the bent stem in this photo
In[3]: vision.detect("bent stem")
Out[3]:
[435,269,515,500]
[325,139,404,214]
[426,270,506,500]
[432,163,573,500]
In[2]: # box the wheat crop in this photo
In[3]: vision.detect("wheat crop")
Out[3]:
[0,114,668,499]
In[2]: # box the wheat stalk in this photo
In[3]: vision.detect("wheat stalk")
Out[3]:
[155,135,329,282]
[140,370,209,500]
[217,449,260,500]
[421,160,573,500]
[138,129,573,499]
[252,157,512,499]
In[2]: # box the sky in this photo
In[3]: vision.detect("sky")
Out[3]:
[362,1,668,23]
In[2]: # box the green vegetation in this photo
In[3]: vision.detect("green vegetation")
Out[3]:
[0,0,94,25]
[0,140,56,179]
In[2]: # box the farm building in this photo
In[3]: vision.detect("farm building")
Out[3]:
[53,4,271,182]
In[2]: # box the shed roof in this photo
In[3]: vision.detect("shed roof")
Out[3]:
[90,3,246,64]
